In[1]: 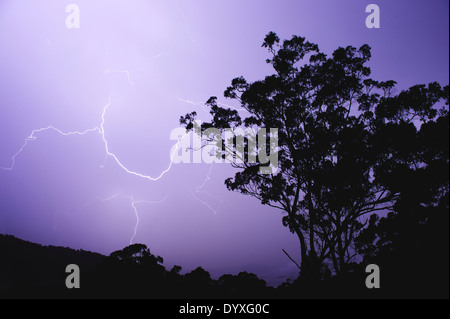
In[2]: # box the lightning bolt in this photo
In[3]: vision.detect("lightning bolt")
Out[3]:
[0,70,188,245]
[1,78,188,183]
[0,127,101,172]
[177,97,210,112]
[0,7,218,251]
[99,92,189,182]
[191,164,220,215]
[177,97,251,215]
[68,193,169,245]
[194,163,214,197]
[104,69,136,86]
[66,193,122,217]
[127,194,169,245]
[175,0,202,50]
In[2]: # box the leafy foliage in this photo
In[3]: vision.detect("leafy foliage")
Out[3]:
[181,32,449,278]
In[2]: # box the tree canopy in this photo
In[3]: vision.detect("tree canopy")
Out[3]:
[181,32,449,278]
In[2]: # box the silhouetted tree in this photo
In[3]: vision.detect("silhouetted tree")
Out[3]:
[183,267,214,298]
[93,243,166,298]
[356,107,449,298]
[218,272,270,298]
[110,243,164,266]
[181,32,449,278]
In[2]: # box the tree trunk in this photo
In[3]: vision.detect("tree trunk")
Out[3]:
[295,229,308,274]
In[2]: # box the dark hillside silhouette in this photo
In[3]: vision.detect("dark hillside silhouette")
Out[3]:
[0,234,104,298]
[0,235,277,299]
[1,233,447,299]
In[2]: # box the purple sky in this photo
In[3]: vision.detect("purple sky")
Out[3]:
[0,0,448,286]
